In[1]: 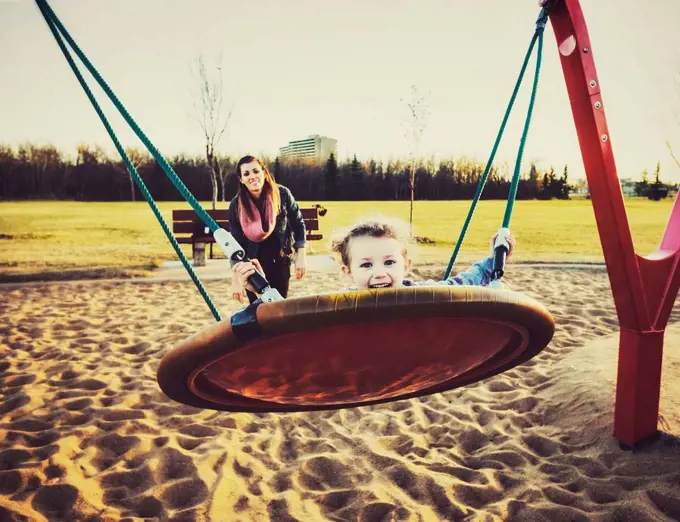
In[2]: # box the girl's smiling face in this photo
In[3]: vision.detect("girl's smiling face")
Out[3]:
[342,235,411,289]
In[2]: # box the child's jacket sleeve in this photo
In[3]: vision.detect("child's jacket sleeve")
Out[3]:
[407,256,494,287]
[443,256,494,286]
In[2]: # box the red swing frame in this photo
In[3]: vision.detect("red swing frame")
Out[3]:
[547,0,680,447]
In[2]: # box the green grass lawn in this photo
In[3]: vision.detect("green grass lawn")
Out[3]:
[0,198,675,282]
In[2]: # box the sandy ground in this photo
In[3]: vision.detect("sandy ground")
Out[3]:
[1,258,680,522]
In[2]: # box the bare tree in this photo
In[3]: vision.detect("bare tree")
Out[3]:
[120,147,149,202]
[76,143,106,164]
[667,141,680,170]
[400,84,429,236]
[191,53,235,209]
[668,57,680,175]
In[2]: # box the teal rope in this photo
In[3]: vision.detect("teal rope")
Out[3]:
[36,1,218,232]
[503,31,544,227]
[36,0,222,321]
[444,8,548,279]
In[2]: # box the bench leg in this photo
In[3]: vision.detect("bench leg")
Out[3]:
[193,242,207,267]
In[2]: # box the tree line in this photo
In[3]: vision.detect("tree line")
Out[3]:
[634,161,675,200]
[0,143,583,203]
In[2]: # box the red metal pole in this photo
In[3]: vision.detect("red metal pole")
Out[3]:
[546,0,680,447]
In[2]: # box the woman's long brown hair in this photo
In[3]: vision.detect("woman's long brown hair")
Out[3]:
[235,155,281,221]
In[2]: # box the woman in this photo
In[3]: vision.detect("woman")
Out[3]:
[229,155,307,303]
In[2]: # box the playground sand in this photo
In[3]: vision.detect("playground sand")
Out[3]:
[1,264,680,521]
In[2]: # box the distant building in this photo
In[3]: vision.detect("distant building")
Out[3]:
[279,134,337,163]
[571,178,589,196]
[581,177,670,198]
[619,178,637,196]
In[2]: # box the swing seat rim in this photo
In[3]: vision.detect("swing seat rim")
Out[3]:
[156,285,555,413]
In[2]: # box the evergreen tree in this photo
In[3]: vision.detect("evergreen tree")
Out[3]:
[541,172,550,198]
[647,161,667,201]
[559,164,570,199]
[324,153,338,200]
[350,154,365,200]
[528,163,540,197]
[636,168,649,197]
[273,157,282,180]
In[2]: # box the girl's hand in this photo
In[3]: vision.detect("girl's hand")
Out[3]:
[490,232,516,258]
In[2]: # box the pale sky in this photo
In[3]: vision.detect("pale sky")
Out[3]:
[1,0,679,181]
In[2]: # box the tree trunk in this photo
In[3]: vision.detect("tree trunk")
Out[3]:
[409,163,415,237]
[215,160,227,202]
[219,170,227,202]
[210,171,218,210]
[128,173,136,202]
[206,145,218,210]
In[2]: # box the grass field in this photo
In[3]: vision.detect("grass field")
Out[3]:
[0,198,676,282]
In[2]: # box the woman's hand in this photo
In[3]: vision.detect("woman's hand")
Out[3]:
[232,259,265,296]
[295,248,307,280]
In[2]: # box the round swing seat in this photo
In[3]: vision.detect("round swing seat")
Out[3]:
[157,285,554,412]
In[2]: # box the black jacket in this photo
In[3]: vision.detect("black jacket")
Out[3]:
[228,185,307,259]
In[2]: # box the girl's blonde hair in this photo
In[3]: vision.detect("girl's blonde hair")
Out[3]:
[330,215,414,267]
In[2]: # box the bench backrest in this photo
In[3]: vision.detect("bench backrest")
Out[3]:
[171,207,324,240]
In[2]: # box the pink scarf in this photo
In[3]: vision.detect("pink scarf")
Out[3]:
[238,194,276,242]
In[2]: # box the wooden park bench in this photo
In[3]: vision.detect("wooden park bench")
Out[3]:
[172,205,328,266]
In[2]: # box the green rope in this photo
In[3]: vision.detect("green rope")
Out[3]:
[444,8,548,279]
[35,0,222,321]
[36,0,218,234]
[503,31,545,227]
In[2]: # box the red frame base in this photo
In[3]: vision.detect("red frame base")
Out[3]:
[547,0,680,447]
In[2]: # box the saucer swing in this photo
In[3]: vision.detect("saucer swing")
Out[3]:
[36,0,556,413]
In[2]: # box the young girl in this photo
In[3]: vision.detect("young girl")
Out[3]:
[232,216,515,294]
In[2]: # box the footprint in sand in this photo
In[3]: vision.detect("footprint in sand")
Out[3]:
[0,469,29,496]
[486,381,516,393]
[457,427,489,453]
[523,433,562,458]
[584,482,622,504]
[300,456,354,490]
[0,394,31,416]
[20,430,60,448]
[427,463,488,485]
[55,389,91,401]
[31,484,79,520]
[70,378,107,391]
[94,433,140,461]
[538,462,580,485]
[101,465,154,505]
[3,374,36,388]
[316,489,359,514]
[176,437,206,451]
[155,447,196,482]
[132,496,165,519]
[160,478,208,510]
[541,485,582,508]
[0,448,32,472]
[8,419,53,434]
[123,341,151,355]
[452,482,505,511]
[60,413,89,427]
[101,410,145,422]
